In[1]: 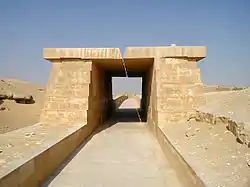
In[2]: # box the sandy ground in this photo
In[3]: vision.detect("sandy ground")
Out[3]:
[165,121,250,187]
[163,89,250,187]
[0,79,45,134]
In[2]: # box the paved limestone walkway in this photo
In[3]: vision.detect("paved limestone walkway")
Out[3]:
[41,99,182,187]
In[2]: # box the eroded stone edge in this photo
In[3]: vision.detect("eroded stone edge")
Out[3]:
[0,123,85,178]
[188,110,250,146]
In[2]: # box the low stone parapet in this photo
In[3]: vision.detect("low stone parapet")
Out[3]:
[147,121,206,187]
[0,122,96,187]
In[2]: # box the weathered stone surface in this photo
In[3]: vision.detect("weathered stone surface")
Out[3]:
[189,110,250,146]
[40,46,206,127]
[43,48,122,60]
[3,45,250,187]
[124,46,207,60]
[40,61,92,124]
[151,55,205,124]
[0,122,97,187]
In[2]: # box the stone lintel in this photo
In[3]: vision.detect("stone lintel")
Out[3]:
[123,46,207,61]
[43,48,122,61]
[43,46,207,62]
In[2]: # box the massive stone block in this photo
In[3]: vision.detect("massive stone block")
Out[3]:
[40,60,92,124]
[40,48,122,126]
[150,53,206,125]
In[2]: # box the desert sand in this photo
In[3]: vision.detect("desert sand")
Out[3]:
[0,79,249,186]
[165,120,250,187]
[164,88,250,187]
[0,79,44,134]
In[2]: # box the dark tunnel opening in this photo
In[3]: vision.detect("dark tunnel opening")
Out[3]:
[111,77,142,123]
[90,59,154,126]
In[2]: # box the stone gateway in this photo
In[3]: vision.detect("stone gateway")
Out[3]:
[40,46,206,130]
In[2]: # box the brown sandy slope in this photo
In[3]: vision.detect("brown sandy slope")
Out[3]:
[194,88,250,146]
[201,88,250,124]
[0,79,45,134]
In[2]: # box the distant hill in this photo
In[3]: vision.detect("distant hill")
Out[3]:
[203,85,246,93]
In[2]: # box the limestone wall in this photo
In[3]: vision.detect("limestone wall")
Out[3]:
[146,61,158,134]
[146,56,206,131]
[40,58,110,128]
[87,62,107,128]
[156,58,205,126]
[140,64,152,120]
[146,57,206,187]
[40,60,91,124]
[41,47,206,126]
[123,46,206,127]
[40,48,124,126]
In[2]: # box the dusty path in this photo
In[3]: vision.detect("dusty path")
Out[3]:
[41,99,182,187]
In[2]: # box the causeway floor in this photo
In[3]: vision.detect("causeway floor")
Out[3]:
[41,99,182,187]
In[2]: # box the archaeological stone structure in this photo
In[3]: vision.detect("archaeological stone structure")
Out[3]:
[0,46,208,187]
[40,46,207,130]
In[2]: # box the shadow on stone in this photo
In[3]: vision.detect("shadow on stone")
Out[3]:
[41,133,94,187]
[113,95,128,109]
[94,108,146,135]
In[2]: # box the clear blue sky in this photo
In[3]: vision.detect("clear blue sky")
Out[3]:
[1,0,249,93]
